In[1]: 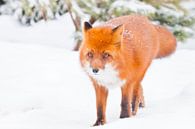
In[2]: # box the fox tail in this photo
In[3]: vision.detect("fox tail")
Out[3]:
[155,25,177,58]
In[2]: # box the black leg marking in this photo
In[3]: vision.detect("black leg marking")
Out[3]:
[132,96,136,112]
[139,102,144,108]
[93,106,104,126]
[120,97,130,118]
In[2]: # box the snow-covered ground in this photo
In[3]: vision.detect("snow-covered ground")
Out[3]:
[0,14,75,49]
[0,13,195,129]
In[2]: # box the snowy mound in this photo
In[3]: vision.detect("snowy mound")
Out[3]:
[0,41,195,129]
[0,9,195,128]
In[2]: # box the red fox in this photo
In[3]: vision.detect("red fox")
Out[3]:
[79,15,176,126]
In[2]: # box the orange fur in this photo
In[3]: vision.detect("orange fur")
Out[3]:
[79,15,176,126]
[154,25,177,58]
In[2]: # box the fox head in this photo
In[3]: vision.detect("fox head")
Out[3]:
[80,22,124,86]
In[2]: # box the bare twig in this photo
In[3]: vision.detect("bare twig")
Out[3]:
[66,1,80,31]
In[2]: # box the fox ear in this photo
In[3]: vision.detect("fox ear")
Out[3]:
[112,25,123,47]
[112,24,123,34]
[84,21,92,31]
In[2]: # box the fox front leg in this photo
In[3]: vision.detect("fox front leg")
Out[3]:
[93,84,108,126]
[120,84,133,118]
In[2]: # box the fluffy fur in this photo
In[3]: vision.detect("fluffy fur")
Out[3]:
[84,63,126,89]
[79,15,176,126]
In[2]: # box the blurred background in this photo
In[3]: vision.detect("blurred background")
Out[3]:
[0,0,195,50]
[1,1,195,129]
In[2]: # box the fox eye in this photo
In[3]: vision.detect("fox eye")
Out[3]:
[87,52,93,59]
[102,52,110,59]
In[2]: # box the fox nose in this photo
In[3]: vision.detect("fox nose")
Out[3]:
[92,68,99,74]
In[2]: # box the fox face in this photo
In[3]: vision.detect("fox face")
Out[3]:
[85,50,113,73]
[80,22,126,89]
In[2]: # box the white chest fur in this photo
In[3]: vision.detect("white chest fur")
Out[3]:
[84,63,126,89]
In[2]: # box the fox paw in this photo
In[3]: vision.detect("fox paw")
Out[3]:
[120,107,131,118]
[93,119,105,126]
[139,101,145,108]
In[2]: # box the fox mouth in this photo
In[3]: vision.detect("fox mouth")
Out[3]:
[83,63,126,89]
[83,63,112,77]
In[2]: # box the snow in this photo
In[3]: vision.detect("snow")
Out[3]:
[158,6,184,17]
[177,36,195,50]
[111,0,156,14]
[181,0,195,16]
[0,14,75,50]
[1,12,195,129]
[1,39,195,129]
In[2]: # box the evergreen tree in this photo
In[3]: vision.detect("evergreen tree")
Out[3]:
[0,0,5,5]
[1,0,195,49]
[71,0,195,48]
